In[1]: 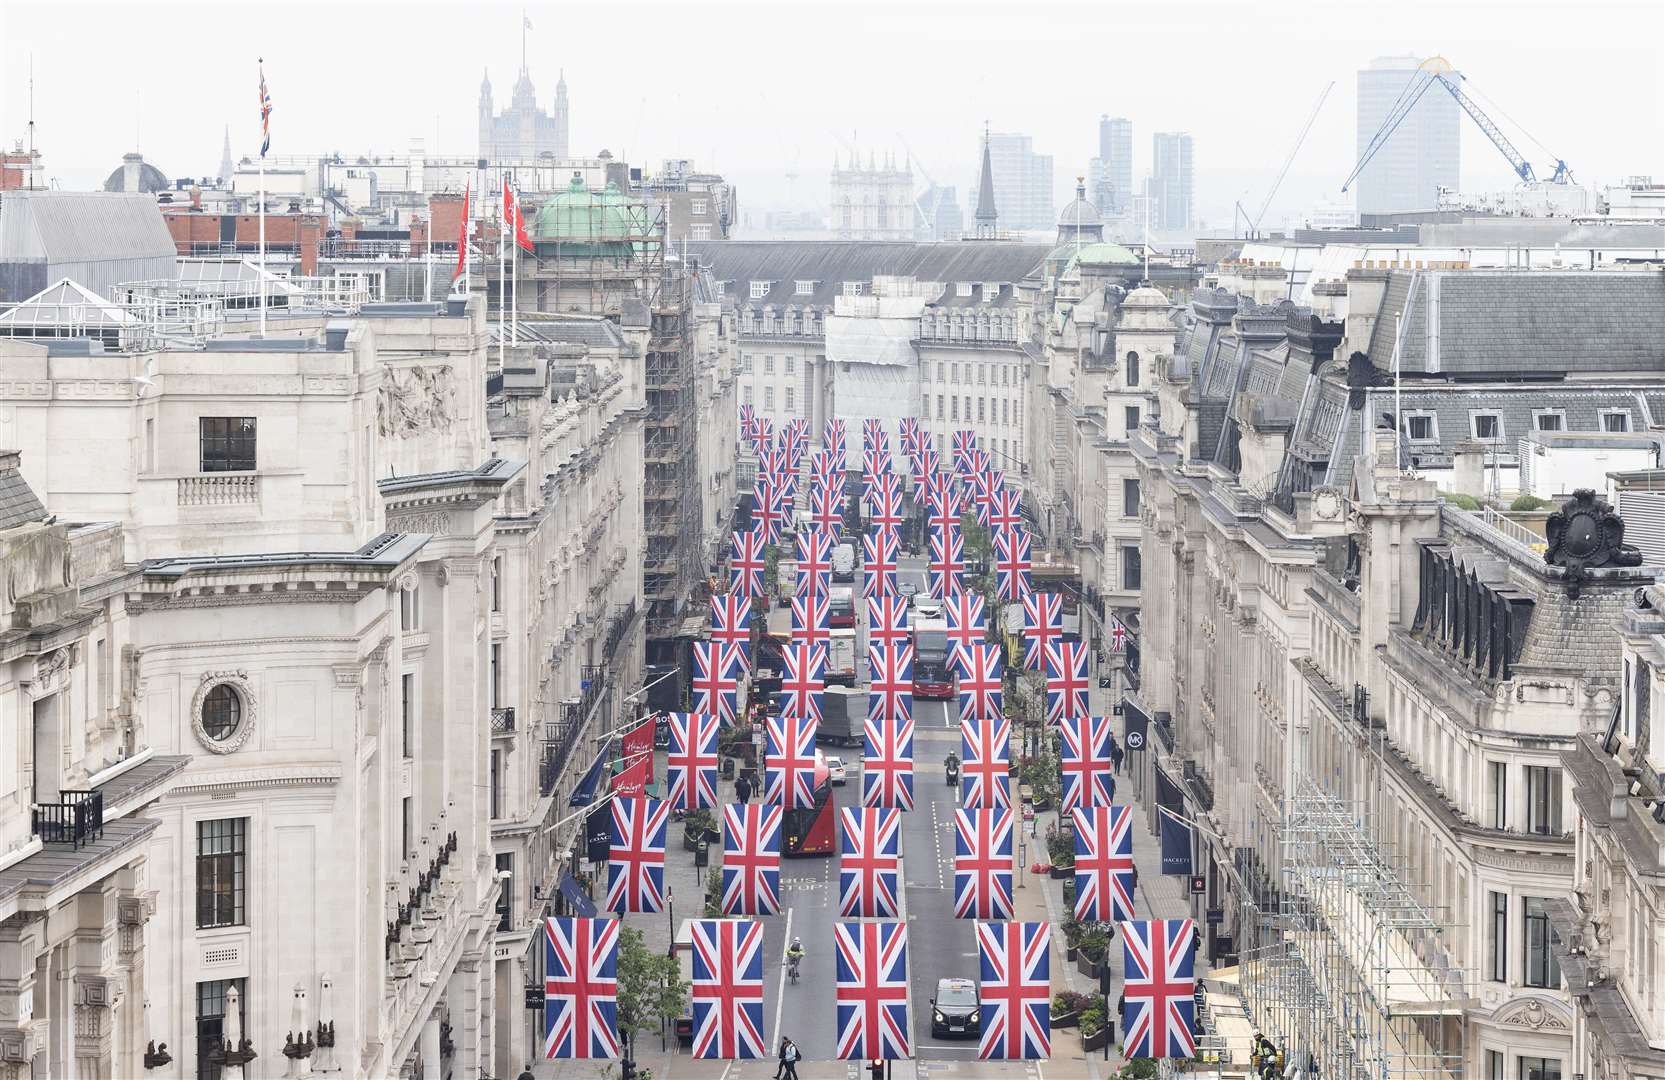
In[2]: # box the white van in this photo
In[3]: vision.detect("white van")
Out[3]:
[832,542,856,582]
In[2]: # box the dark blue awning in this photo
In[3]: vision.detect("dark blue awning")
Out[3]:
[567,744,610,807]
[558,871,597,918]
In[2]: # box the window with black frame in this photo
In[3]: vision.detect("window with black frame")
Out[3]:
[1523,897,1561,988]
[196,818,246,929]
[1525,766,1562,835]
[1487,890,1508,981]
[196,978,246,1080]
[1519,1057,1562,1080]
[199,417,256,472]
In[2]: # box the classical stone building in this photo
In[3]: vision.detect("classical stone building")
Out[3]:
[1128,267,1665,1079]
[829,152,914,242]
[478,67,569,161]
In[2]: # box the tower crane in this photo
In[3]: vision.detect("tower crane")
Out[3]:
[1343,56,1571,194]
[895,133,942,238]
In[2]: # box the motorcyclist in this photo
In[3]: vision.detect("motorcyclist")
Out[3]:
[944,751,961,772]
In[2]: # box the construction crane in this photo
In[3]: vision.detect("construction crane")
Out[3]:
[895,133,942,239]
[1343,56,1571,194]
[1238,81,1334,238]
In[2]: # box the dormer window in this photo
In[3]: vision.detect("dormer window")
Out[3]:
[1471,413,1503,441]
[982,283,998,302]
[749,281,769,300]
[956,282,973,298]
[795,280,815,296]
[842,281,864,297]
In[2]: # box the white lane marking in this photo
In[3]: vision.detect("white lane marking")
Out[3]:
[771,905,794,1048]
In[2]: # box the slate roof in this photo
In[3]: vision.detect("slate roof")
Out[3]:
[0,191,175,266]
[689,241,1050,309]
[534,317,626,348]
[1363,271,1665,377]
[0,455,48,530]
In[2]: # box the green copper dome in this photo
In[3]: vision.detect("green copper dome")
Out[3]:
[532,177,647,253]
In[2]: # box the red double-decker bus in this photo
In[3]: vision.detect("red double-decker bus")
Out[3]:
[783,752,836,856]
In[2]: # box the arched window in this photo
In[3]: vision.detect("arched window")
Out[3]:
[1125,350,1140,387]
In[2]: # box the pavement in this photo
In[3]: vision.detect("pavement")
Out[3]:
[527,594,1198,1080]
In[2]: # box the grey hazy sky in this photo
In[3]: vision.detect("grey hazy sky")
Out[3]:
[3,0,1661,231]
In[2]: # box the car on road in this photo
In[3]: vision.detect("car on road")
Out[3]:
[826,755,848,785]
[930,977,980,1038]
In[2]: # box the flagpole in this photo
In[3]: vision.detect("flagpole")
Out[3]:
[498,178,506,370]
[511,181,519,347]
[258,150,266,336]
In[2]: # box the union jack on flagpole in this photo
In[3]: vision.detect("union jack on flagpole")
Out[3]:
[542,917,621,1059]
[1074,804,1137,922]
[605,796,669,913]
[976,921,1052,1060]
[834,922,911,1060]
[721,804,782,915]
[1121,919,1198,1059]
[689,919,767,1059]
[257,63,273,156]
[838,807,901,916]
[954,807,1014,919]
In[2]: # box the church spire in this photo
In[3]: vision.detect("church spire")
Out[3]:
[219,125,233,182]
[973,124,998,240]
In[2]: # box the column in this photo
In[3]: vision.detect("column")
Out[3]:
[419,1011,441,1080]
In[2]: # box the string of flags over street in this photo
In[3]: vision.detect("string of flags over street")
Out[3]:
[540,410,1193,1064]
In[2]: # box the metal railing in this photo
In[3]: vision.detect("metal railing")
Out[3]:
[33,790,103,848]
[1477,505,1548,555]
[490,707,516,737]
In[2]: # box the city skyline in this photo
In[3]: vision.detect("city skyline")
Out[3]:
[2,0,1660,232]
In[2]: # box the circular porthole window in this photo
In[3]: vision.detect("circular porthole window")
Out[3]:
[191,672,257,754]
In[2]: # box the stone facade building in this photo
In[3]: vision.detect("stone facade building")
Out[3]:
[1128,267,1665,1079]
[829,152,914,242]
[478,68,569,162]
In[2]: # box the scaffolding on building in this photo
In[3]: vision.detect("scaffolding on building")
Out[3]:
[1228,759,1470,1080]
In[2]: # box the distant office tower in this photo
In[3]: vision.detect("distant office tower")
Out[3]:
[1150,132,1194,234]
[984,133,1054,232]
[1355,55,1459,214]
[1093,116,1133,216]
[830,150,914,240]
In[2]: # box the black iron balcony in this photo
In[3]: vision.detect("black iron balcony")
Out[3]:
[491,707,516,737]
[33,790,103,848]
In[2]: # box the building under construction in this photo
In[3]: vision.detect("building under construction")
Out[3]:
[490,175,704,667]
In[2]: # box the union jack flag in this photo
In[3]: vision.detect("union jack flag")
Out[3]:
[1074,805,1136,922]
[750,417,774,456]
[863,526,899,599]
[785,417,809,468]
[862,447,891,493]
[790,592,831,648]
[976,921,1052,1060]
[1044,640,1091,724]
[868,475,903,530]
[898,416,920,454]
[825,417,848,459]
[811,447,840,485]
[730,528,767,599]
[952,430,978,472]
[691,641,742,724]
[778,642,826,723]
[954,807,1014,919]
[867,642,914,726]
[710,593,752,665]
[862,417,887,454]
[966,448,992,477]
[866,595,909,650]
[989,486,1023,535]
[1110,614,1129,652]
[924,476,961,525]
[258,63,273,157]
[689,919,767,1059]
[795,527,835,596]
[862,702,914,811]
[969,471,995,530]
[764,713,819,808]
[721,804,782,915]
[606,796,669,913]
[811,482,844,531]
[738,403,756,443]
[1059,713,1116,813]
[994,526,1033,601]
[953,643,1004,726]
[838,807,901,916]
[928,524,965,599]
[758,444,786,485]
[1020,591,1063,671]
[1121,919,1198,1060]
[959,714,1011,808]
[665,712,720,811]
[944,590,986,656]
[542,917,620,1059]
[834,922,911,1060]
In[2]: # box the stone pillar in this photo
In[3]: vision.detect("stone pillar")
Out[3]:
[71,882,120,1080]
[0,916,43,1080]
[419,1011,441,1080]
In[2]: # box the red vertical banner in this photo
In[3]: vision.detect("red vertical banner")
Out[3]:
[621,717,656,786]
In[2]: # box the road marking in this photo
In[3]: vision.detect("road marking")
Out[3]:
[771,905,793,1048]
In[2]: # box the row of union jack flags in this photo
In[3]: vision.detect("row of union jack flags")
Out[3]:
[544,913,1194,1062]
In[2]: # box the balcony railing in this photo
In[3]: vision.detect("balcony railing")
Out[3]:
[178,473,260,506]
[490,707,516,737]
[33,790,104,848]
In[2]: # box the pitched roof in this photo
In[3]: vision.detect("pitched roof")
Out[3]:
[1363,271,1665,377]
[0,453,48,531]
[690,241,1050,309]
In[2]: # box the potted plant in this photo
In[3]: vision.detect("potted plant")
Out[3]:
[681,809,717,851]
[1075,927,1109,979]
[1080,1003,1110,1053]
[1047,828,1076,878]
[1050,990,1093,1029]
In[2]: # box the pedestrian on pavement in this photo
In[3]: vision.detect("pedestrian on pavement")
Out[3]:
[779,1037,801,1079]
[1129,864,1139,896]
[775,1037,790,1079]
[736,770,752,804]
[1110,737,1124,775]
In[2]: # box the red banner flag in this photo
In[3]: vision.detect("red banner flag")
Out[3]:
[451,182,470,282]
[621,717,656,786]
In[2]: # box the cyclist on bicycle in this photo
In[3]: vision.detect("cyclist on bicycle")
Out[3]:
[786,937,805,980]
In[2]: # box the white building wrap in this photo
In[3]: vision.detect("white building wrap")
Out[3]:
[827,294,924,469]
